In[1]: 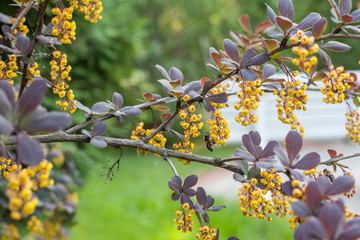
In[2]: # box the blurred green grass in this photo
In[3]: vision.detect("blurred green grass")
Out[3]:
[69,146,292,240]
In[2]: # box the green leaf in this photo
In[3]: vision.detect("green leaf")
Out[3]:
[353,96,360,106]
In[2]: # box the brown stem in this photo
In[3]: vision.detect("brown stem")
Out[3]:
[321,152,360,165]
[18,0,51,97]
[11,1,35,33]
[163,156,179,176]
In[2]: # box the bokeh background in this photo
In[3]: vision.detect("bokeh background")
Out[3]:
[2,0,360,239]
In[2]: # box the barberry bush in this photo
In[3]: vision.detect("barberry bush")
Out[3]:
[1,0,360,239]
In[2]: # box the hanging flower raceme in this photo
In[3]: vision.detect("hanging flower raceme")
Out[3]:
[206,110,230,146]
[51,6,77,44]
[0,54,19,84]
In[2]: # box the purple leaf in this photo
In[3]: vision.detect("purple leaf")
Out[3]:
[233,173,246,183]
[91,102,111,115]
[317,177,331,194]
[158,79,173,93]
[337,228,360,240]
[233,149,255,161]
[155,64,170,80]
[281,181,293,196]
[16,80,47,117]
[234,159,249,175]
[183,188,196,197]
[306,181,322,210]
[292,201,310,218]
[262,64,276,79]
[278,0,294,20]
[260,141,279,158]
[249,131,261,146]
[325,176,355,196]
[321,41,351,52]
[204,196,215,209]
[0,81,15,106]
[194,203,206,214]
[243,53,270,67]
[81,129,92,138]
[18,132,44,166]
[209,205,226,212]
[171,192,180,201]
[183,175,198,189]
[0,115,13,134]
[16,34,30,54]
[293,152,320,170]
[266,4,280,30]
[112,92,123,109]
[341,14,354,23]
[351,8,360,22]
[169,67,183,81]
[75,101,91,113]
[241,69,258,82]
[207,92,228,104]
[36,35,61,45]
[318,48,333,70]
[242,134,256,155]
[120,106,142,117]
[267,30,284,39]
[184,81,201,94]
[240,49,256,67]
[170,175,182,190]
[0,89,11,118]
[285,131,302,164]
[90,137,107,148]
[319,203,344,238]
[290,169,306,181]
[274,145,289,167]
[297,12,321,30]
[196,187,206,205]
[92,121,107,136]
[23,111,71,133]
[312,18,327,39]
[339,0,352,16]
[223,39,239,62]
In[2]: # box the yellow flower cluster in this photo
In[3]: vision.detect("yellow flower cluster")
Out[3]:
[0,224,20,240]
[206,111,230,146]
[50,51,76,113]
[1,158,18,180]
[234,79,264,126]
[67,0,103,23]
[27,216,44,236]
[208,84,230,109]
[10,17,29,36]
[6,160,54,221]
[0,54,18,84]
[238,170,289,221]
[320,67,354,104]
[273,80,307,136]
[345,110,360,143]
[195,225,217,240]
[173,107,203,165]
[51,7,77,44]
[343,172,356,198]
[25,62,41,87]
[290,30,319,73]
[303,168,318,177]
[174,203,194,233]
[130,122,167,156]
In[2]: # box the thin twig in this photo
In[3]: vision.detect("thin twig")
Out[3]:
[321,152,360,165]
[220,157,243,163]
[11,1,35,33]
[163,156,179,176]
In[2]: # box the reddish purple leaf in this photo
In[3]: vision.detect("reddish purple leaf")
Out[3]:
[274,145,289,167]
[209,205,226,212]
[0,115,13,134]
[200,77,214,95]
[255,20,272,33]
[321,41,351,52]
[158,79,173,93]
[285,131,302,164]
[266,4,279,30]
[196,187,206,205]
[297,12,321,30]
[249,131,261,146]
[318,203,344,238]
[306,181,322,210]
[243,53,270,67]
[312,17,327,39]
[223,38,239,62]
[90,136,107,148]
[91,102,111,115]
[24,112,71,133]
[0,81,15,105]
[0,89,11,118]
[293,152,320,170]
[171,192,180,201]
[242,134,256,155]
[325,176,355,196]
[327,149,338,158]
[16,80,47,117]
[239,15,252,34]
[120,106,142,117]
[260,140,279,158]
[276,16,293,34]
[337,228,360,240]
[262,64,276,79]
[278,0,294,20]
[16,34,30,54]
[339,0,352,16]
[341,14,354,23]
[112,92,123,109]
[241,69,258,82]
[317,177,331,194]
